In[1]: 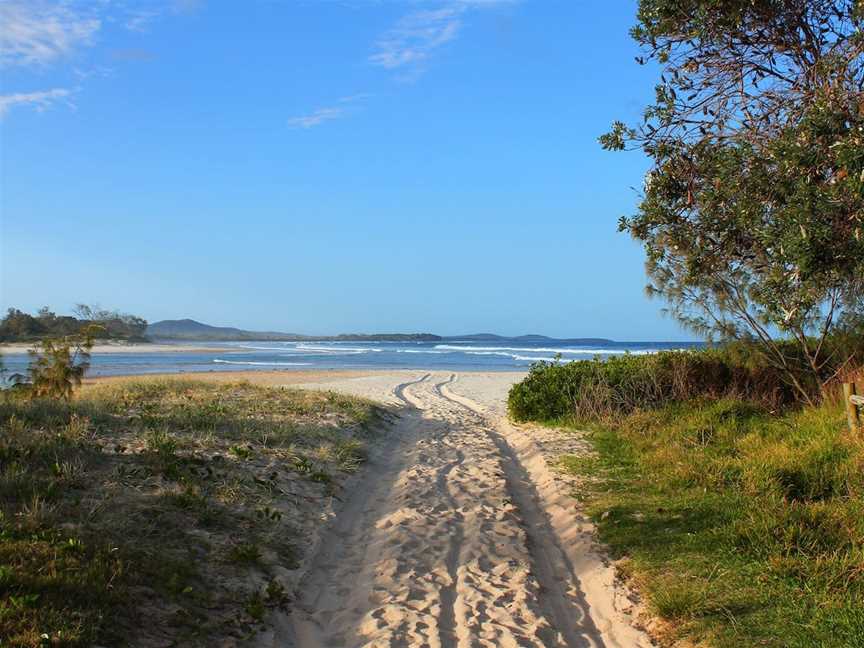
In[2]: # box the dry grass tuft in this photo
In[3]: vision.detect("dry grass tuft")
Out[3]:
[0,378,384,647]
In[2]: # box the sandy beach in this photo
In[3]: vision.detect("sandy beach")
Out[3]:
[82,368,650,646]
[0,341,220,354]
[82,368,379,387]
[281,370,649,647]
[142,369,645,647]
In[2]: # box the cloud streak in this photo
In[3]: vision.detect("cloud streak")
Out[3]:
[124,9,162,33]
[0,1,199,117]
[0,88,72,117]
[0,1,100,67]
[290,1,513,131]
[288,94,370,129]
[288,106,346,129]
[369,0,514,73]
[369,6,463,70]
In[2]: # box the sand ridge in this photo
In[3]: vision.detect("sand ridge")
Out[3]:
[265,371,650,647]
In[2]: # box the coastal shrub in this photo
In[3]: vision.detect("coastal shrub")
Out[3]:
[18,326,102,401]
[508,346,802,422]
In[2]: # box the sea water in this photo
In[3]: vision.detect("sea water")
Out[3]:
[1,339,702,378]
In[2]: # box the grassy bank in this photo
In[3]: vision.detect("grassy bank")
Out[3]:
[508,350,864,647]
[558,399,864,647]
[0,379,383,647]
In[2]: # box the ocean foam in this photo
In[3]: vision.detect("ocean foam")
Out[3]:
[512,354,581,362]
[295,344,382,354]
[465,351,584,363]
[213,359,311,366]
[232,344,295,351]
[434,345,659,355]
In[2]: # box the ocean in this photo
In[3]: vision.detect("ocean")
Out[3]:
[1,339,702,378]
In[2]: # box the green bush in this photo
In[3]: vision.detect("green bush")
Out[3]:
[508,346,801,422]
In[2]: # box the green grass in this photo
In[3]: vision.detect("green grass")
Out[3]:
[558,399,864,648]
[0,378,382,647]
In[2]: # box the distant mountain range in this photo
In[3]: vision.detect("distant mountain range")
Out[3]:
[146,319,614,344]
[146,319,441,342]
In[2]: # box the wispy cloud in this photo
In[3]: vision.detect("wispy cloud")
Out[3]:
[123,1,202,33]
[124,9,162,33]
[0,88,72,117]
[290,1,512,131]
[370,6,462,70]
[0,1,100,67]
[288,94,370,129]
[288,106,346,129]
[0,1,198,117]
[369,0,513,74]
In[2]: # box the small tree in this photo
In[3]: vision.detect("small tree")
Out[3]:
[27,325,100,400]
[602,0,864,402]
[73,303,148,340]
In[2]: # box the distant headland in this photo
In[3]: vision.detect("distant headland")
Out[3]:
[146,319,615,345]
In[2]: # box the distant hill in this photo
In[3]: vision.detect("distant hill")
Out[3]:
[146,319,293,340]
[147,319,615,344]
[146,319,442,342]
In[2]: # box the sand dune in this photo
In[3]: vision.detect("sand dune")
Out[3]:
[257,371,650,647]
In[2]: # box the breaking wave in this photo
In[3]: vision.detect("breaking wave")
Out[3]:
[435,345,657,355]
[213,359,311,366]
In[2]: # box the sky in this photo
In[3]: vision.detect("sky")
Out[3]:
[0,0,691,341]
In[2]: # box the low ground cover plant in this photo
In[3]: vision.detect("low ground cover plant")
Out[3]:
[510,339,864,646]
[0,379,382,647]
[557,399,864,647]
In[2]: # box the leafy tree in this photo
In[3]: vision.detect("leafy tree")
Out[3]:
[0,308,45,340]
[74,304,148,340]
[0,306,148,342]
[26,326,100,400]
[603,0,864,402]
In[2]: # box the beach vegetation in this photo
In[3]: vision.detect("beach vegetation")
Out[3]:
[510,340,864,645]
[0,305,148,343]
[509,328,864,423]
[21,326,99,400]
[601,1,864,402]
[0,378,382,647]
[583,4,864,636]
[554,397,864,647]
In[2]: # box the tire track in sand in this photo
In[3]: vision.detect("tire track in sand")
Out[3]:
[435,375,598,648]
[430,374,464,648]
[281,372,649,648]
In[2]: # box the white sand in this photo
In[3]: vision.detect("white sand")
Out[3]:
[0,341,219,354]
[256,371,651,648]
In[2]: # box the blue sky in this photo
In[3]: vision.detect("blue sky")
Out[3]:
[0,0,689,340]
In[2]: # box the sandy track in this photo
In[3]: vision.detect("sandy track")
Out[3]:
[278,372,650,648]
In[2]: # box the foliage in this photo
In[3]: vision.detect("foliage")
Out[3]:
[25,327,99,400]
[72,304,148,340]
[0,306,148,343]
[509,334,864,423]
[602,1,864,401]
[0,379,381,647]
[560,398,864,647]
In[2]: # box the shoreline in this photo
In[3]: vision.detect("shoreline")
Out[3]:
[0,342,222,354]
[82,368,528,389]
